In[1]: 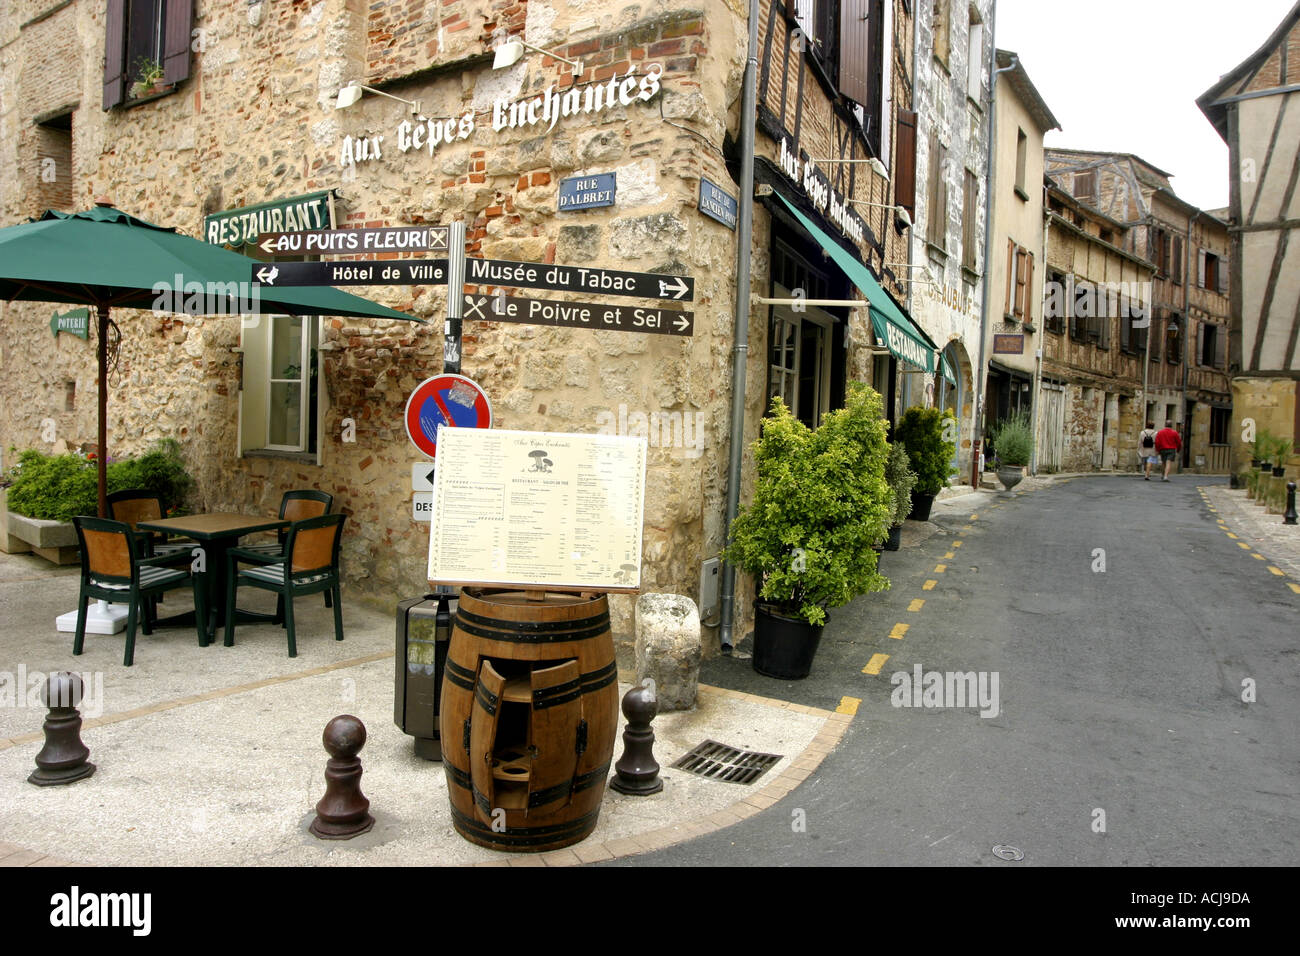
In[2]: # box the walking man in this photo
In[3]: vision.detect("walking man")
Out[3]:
[1138,421,1159,480]
[1155,420,1182,481]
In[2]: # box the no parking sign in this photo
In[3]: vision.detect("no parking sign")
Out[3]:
[403,374,492,459]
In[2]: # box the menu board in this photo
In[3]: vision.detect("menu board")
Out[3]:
[427,427,646,592]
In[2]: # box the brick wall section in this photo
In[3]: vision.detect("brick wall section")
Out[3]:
[367,0,523,85]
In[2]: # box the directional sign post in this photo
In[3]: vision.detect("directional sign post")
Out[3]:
[444,221,467,374]
[463,293,693,336]
[256,225,449,257]
[464,258,694,301]
[253,259,449,286]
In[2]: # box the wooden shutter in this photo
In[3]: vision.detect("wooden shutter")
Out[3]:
[1005,241,1016,316]
[839,0,873,107]
[1172,235,1183,284]
[894,109,918,213]
[1217,258,1229,295]
[161,0,194,85]
[1023,252,1035,322]
[1197,251,1207,288]
[103,0,128,109]
[1213,327,1226,368]
[1196,323,1207,366]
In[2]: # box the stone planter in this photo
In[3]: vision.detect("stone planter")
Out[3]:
[4,510,80,564]
[997,465,1026,491]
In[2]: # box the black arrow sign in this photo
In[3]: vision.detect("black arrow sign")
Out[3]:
[252,259,450,286]
[466,258,694,301]
[463,293,694,336]
[256,225,450,257]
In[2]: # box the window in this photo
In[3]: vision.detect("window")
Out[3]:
[794,0,837,65]
[1210,406,1230,445]
[839,1,892,161]
[1005,241,1034,321]
[768,239,845,429]
[1014,129,1028,198]
[1148,314,1162,361]
[34,112,73,211]
[1121,312,1148,355]
[1073,170,1098,205]
[966,6,985,101]
[1197,322,1226,369]
[933,0,952,69]
[1044,270,1067,333]
[962,169,979,271]
[1165,315,1182,364]
[1199,250,1227,294]
[103,0,193,109]
[927,134,948,249]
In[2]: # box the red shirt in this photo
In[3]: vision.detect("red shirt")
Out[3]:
[1155,427,1182,452]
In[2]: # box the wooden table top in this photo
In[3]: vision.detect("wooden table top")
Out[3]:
[136,513,289,539]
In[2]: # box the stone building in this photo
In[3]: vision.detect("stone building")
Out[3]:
[905,0,994,483]
[0,0,925,651]
[1043,148,1233,474]
[982,49,1057,471]
[1198,0,1300,473]
[1036,183,1153,473]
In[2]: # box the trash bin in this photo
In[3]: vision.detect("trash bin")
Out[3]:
[394,592,455,760]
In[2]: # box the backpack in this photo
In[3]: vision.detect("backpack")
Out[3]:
[1142,432,1154,448]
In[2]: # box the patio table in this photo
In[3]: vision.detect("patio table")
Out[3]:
[136,513,290,644]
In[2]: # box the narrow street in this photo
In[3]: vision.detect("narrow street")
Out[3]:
[609,477,1300,866]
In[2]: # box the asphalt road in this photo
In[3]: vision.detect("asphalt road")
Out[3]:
[607,476,1300,867]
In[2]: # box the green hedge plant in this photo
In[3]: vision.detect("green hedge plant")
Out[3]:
[884,441,917,527]
[991,412,1034,467]
[2,439,193,521]
[723,381,892,627]
[894,406,958,496]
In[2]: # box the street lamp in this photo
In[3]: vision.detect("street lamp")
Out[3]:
[848,200,913,230]
[491,37,584,76]
[335,82,421,114]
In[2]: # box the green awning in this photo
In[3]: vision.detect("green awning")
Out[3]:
[774,193,941,377]
[203,190,333,248]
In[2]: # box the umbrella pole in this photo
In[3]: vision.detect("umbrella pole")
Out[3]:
[96,302,108,517]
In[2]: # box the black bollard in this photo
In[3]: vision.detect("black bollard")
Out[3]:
[28,672,95,787]
[1285,481,1297,526]
[610,679,664,796]
[309,715,375,840]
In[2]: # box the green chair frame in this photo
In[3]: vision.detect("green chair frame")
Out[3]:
[223,512,346,657]
[237,489,335,606]
[71,515,207,666]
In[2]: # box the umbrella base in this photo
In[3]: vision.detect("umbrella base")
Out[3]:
[56,600,128,635]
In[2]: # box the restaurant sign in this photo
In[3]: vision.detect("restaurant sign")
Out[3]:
[776,138,867,246]
[204,191,332,248]
[49,307,89,339]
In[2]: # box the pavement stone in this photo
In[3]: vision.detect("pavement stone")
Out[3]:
[1203,485,1300,579]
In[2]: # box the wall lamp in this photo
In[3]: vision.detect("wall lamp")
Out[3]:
[335,82,421,114]
[808,156,890,180]
[492,37,584,76]
[849,200,913,230]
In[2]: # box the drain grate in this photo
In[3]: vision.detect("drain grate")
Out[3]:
[671,740,782,785]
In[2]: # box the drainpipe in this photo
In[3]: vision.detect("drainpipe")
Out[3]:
[1030,208,1049,475]
[717,0,760,653]
[975,31,1016,486]
[1182,211,1194,468]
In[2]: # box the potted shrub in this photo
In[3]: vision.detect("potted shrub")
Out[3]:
[131,57,166,99]
[990,412,1034,490]
[1267,433,1291,476]
[724,381,892,679]
[895,406,958,521]
[882,441,916,552]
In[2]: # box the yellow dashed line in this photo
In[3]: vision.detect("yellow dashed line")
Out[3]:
[1226,532,1238,539]
[944,552,955,559]
[934,564,947,573]
[1252,553,1266,560]
[1289,583,1300,595]
[1268,566,1285,576]
[1239,542,1252,550]
[889,623,909,639]
[908,599,925,612]
[952,541,963,548]
[970,514,979,520]
[836,696,861,715]
[922,580,937,590]
[1207,508,1217,513]
[863,653,890,675]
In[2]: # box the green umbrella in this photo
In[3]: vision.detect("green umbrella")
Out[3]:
[0,204,422,515]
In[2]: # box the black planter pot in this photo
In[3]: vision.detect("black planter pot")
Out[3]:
[1251,459,1261,468]
[908,490,936,521]
[997,465,1025,490]
[1260,462,1272,472]
[1273,466,1286,477]
[884,524,902,551]
[752,602,825,680]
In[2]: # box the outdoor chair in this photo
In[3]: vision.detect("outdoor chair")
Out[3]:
[106,489,192,565]
[223,512,346,657]
[71,515,207,667]
[238,489,334,606]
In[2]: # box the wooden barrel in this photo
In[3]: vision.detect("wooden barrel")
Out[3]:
[440,588,619,852]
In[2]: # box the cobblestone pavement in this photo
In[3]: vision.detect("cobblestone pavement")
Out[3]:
[1203,484,1300,581]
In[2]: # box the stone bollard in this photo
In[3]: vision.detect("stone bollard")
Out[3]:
[610,679,663,796]
[634,593,701,712]
[309,715,375,840]
[1285,481,1297,525]
[28,672,95,787]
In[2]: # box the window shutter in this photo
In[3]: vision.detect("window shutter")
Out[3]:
[1172,235,1183,284]
[103,0,128,109]
[161,0,194,85]
[1214,328,1226,368]
[1196,323,1206,366]
[839,1,872,106]
[1197,251,1206,288]
[1149,316,1162,361]
[1024,252,1035,322]
[1005,240,1016,316]
[1217,258,1229,295]
[894,109,918,213]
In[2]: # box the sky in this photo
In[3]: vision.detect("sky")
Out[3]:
[994,0,1298,211]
